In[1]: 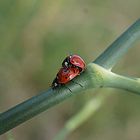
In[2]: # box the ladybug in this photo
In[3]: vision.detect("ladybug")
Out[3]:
[52,66,80,88]
[62,55,85,72]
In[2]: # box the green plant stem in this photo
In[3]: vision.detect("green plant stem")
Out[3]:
[0,19,140,135]
[53,19,140,140]
[93,64,140,94]
[94,19,140,70]
[1,63,140,135]
[0,64,101,135]
[104,72,140,94]
[53,64,140,140]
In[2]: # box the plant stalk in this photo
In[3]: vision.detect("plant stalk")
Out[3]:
[1,19,140,135]
[94,19,140,70]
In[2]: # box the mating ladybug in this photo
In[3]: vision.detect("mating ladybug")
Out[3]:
[52,67,80,88]
[62,55,85,72]
[52,54,86,89]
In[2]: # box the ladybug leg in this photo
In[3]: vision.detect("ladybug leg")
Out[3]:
[58,83,72,93]
[61,84,72,92]
[66,86,72,92]
[71,80,83,88]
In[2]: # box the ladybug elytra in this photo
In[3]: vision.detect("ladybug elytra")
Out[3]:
[52,54,86,89]
[52,67,80,88]
[62,55,85,72]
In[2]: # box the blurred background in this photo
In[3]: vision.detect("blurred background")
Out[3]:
[0,0,140,140]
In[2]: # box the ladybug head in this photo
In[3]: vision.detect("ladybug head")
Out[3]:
[62,55,72,67]
[62,55,85,72]
[52,78,59,88]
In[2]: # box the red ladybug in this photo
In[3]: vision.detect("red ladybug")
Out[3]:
[52,67,80,88]
[62,55,85,72]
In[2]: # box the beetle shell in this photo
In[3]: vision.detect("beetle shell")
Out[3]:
[52,67,80,88]
[62,55,85,72]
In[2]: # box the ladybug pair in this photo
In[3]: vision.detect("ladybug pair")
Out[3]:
[52,55,86,89]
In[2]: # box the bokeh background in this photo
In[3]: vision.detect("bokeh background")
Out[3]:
[0,0,140,140]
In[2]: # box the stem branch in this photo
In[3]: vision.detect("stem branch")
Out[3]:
[1,19,140,135]
[94,19,140,69]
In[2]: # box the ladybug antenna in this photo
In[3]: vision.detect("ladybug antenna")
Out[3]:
[71,80,83,88]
